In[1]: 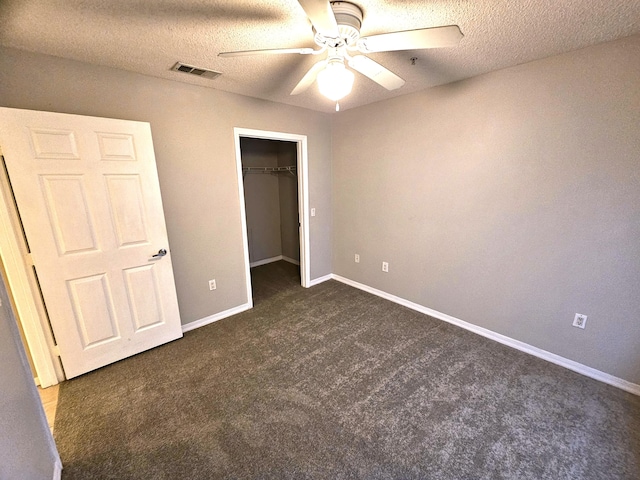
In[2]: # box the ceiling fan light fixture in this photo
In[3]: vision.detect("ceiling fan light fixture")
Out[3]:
[317,58,354,101]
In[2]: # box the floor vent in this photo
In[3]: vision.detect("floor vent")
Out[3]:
[171,62,221,80]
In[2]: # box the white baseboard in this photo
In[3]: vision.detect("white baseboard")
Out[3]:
[307,274,332,287]
[282,255,300,266]
[181,303,252,333]
[250,255,301,268]
[250,255,282,268]
[331,274,640,396]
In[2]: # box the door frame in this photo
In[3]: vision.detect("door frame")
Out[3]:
[233,128,311,301]
[0,152,61,387]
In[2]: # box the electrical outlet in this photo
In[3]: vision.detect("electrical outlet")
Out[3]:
[311,208,316,217]
[209,279,217,291]
[573,313,587,329]
[355,254,360,263]
[382,261,389,272]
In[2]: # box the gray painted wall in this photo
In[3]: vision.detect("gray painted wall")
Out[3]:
[332,35,640,384]
[1,35,638,387]
[0,262,59,479]
[0,46,332,326]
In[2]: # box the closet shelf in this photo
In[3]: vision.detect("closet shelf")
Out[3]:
[242,166,296,178]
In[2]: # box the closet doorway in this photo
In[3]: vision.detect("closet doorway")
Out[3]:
[233,128,310,306]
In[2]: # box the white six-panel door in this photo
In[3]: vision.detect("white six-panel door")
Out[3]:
[0,108,182,378]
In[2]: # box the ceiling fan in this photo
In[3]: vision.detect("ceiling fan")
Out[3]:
[219,0,463,109]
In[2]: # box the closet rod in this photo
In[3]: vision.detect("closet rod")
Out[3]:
[242,165,296,178]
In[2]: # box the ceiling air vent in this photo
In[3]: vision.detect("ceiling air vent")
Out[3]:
[171,62,221,80]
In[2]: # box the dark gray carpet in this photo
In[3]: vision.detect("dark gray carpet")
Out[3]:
[55,261,640,479]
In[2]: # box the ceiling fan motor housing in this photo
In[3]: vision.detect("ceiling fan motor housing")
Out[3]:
[315,1,363,47]
[333,1,363,44]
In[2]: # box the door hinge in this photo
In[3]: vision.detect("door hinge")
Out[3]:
[51,345,61,357]
[25,253,34,266]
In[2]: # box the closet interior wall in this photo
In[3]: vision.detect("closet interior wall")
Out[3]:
[240,138,299,266]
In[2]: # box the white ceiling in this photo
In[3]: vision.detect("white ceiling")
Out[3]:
[1,0,639,113]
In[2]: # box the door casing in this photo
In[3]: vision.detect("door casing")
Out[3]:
[233,128,311,303]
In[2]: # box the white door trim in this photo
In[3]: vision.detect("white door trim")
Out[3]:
[0,154,60,387]
[233,128,311,298]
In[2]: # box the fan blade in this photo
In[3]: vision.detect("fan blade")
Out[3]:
[348,56,405,90]
[297,0,339,38]
[358,25,463,53]
[291,60,328,95]
[219,47,315,57]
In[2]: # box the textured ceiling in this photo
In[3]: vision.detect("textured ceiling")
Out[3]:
[1,0,639,113]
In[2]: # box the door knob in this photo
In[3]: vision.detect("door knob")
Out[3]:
[152,248,167,258]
